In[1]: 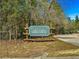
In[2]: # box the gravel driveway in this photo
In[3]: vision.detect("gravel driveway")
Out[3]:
[54,34,79,46]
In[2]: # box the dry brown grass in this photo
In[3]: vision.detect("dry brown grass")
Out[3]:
[0,37,79,57]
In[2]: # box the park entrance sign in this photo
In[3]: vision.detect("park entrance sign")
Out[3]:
[29,26,50,36]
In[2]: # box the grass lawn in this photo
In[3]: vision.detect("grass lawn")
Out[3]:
[0,36,79,57]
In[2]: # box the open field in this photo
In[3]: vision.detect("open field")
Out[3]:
[0,36,79,58]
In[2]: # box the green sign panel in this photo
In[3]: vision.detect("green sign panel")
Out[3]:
[29,26,50,36]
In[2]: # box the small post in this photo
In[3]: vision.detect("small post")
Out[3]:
[9,30,11,40]
[15,26,17,40]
